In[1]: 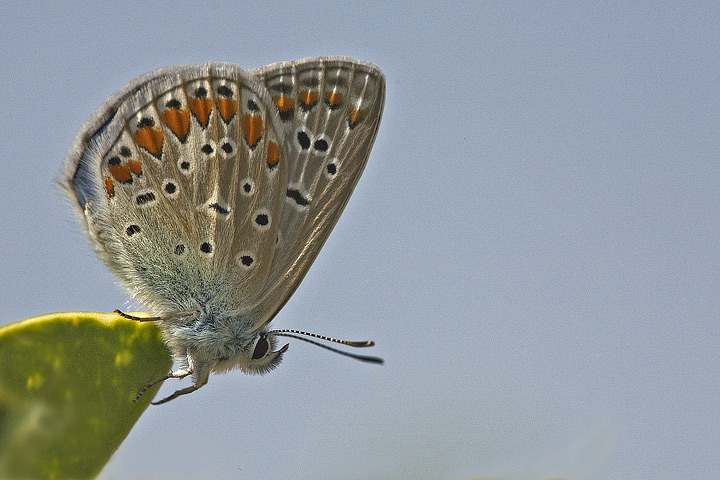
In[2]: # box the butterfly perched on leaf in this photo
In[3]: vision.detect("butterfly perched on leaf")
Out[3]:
[61,57,385,404]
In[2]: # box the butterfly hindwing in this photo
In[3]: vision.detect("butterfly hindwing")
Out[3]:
[62,63,287,315]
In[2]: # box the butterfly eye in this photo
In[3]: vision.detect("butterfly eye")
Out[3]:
[251,334,270,360]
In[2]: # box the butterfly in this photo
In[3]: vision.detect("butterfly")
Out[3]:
[61,57,385,404]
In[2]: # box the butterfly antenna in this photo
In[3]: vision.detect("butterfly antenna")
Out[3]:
[269,329,384,364]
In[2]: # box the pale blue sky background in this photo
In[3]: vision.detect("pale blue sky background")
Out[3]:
[1,2,718,479]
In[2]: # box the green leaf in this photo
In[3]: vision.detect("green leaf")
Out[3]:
[0,311,172,480]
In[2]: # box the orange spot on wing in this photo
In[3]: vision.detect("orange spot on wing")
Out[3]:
[298,90,319,108]
[243,114,264,149]
[216,98,237,123]
[273,95,295,112]
[267,141,279,169]
[105,176,115,197]
[349,109,363,128]
[325,91,343,108]
[126,159,142,176]
[109,163,132,183]
[135,126,164,158]
[162,107,190,142]
[188,97,212,128]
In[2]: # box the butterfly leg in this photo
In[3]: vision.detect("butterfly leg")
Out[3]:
[150,371,209,405]
[115,309,200,323]
[134,368,192,403]
[151,384,199,405]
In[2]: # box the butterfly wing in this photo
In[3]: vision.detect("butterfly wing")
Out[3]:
[62,63,288,318]
[246,57,385,328]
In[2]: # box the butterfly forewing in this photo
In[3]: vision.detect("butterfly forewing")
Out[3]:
[63,63,288,314]
[248,57,386,327]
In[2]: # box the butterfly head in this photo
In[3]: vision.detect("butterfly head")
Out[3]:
[155,309,290,376]
[239,330,289,374]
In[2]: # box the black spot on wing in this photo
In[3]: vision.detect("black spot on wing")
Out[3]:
[208,203,230,215]
[286,188,309,207]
